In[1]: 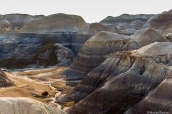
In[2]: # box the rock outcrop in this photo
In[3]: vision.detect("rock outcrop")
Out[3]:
[0,97,67,114]
[0,69,12,87]
[145,9,172,29]
[20,13,86,33]
[58,42,172,114]
[64,28,165,84]
[72,23,122,53]
[3,14,34,28]
[100,14,154,25]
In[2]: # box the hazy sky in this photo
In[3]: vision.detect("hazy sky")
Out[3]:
[0,0,171,23]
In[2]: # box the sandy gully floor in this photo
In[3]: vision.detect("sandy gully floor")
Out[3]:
[0,66,74,110]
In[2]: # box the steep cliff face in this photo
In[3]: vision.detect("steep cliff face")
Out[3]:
[145,9,172,29]
[72,23,122,53]
[20,13,86,33]
[0,97,67,114]
[64,28,165,83]
[0,69,12,87]
[100,14,154,25]
[57,42,172,114]
[3,14,34,28]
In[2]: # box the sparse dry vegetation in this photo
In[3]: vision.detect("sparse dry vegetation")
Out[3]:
[0,67,73,107]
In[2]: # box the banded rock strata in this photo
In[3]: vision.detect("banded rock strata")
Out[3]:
[0,69,12,87]
[72,23,122,53]
[58,42,172,114]
[64,28,165,83]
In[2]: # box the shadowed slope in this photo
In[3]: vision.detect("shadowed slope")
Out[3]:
[125,75,172,114]
[58,42,172,114]
[0,69,12,87]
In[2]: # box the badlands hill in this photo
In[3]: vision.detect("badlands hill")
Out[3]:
[100,14,154,25]
[0,15,11,33]
[64,28,165,84]
[72,23,122,53]
[145,9,172,29]
[3,14,35,28]
[58,42,172,114]
[20,13,86,33]
[117,20,145,35]
[0,13,86,68]
[0,9,172,114]
[0,33,76,68]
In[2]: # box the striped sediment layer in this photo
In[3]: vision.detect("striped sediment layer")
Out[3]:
[58,42,172,114]
[72,23,122,53]
[64,28,166,84]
